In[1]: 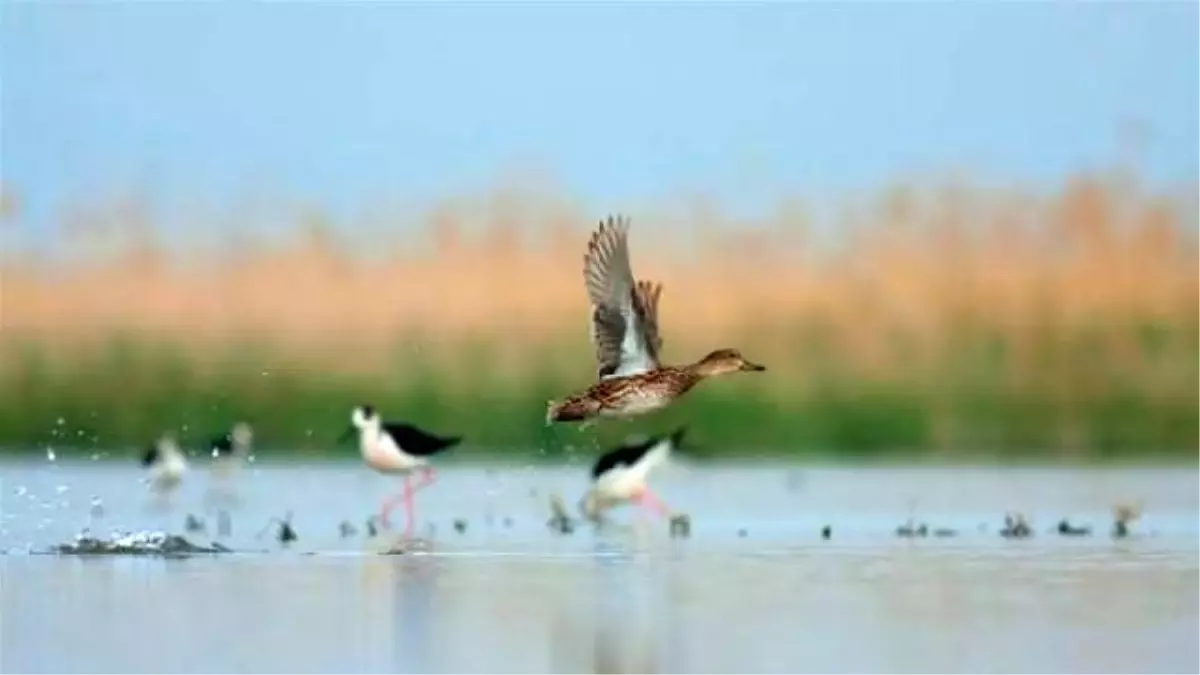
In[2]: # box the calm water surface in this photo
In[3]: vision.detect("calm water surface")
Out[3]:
[1,458,1196,673]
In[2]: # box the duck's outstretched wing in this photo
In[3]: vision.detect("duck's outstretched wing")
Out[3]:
[583,215,664,380]
[634,279,664,363]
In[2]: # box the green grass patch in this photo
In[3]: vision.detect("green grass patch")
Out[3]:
[0,328,1195,462]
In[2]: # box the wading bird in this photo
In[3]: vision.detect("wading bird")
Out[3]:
[579,427,686,523]
[341,404,461,538]
[209,421,254,466]
[546,215,765,426]
[141,432,188,499]
[206,421,254,507]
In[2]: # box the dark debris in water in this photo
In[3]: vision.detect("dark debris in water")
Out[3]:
[216,510,232,538]
[380,538,434,555]
[1111,502,1142,539]
[896,519,957,539]
[256,512,297,545]
[1000,513,1034,539]
[895,520,929,538]
[1056,519,1092,537]
[279,521,297,544]
[669,514,691,539]
[184,514,206,534]
[546,492,575,535]
[49,530,231,557]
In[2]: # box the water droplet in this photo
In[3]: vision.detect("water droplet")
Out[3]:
[14,486,27,497]
[56,417,65,426]
[261,370,270,377]
[46,447,56,462]
[56,485,69,494]
[90,453,101,461]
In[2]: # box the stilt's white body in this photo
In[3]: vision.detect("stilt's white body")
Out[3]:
[348,405,448,539]
[353,411,425,474]
[582,435,675,520]
[211,423,254,466]
[148,438,188,494]
[209,424,254,500]
[595,437,671,499]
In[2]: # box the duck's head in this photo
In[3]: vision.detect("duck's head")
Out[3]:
[691,348,766,377]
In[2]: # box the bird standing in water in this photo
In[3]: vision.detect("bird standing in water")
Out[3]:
[579,427,687,524]
[341,404,461,538]
[206,421,254,508]
[546,215,766,426]
[141,432,188,506]
[209,422,254,467]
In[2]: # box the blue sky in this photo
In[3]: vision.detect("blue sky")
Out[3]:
[2,2,1196,242]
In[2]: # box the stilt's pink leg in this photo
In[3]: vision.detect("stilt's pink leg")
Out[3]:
[379,487,407,529]
[635,489,670,518]
[417,466,438,490]
[404,473,415,539]
[380,474,418,530]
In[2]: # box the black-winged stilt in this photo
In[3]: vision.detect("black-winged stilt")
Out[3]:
[209,421,254,464]
[579,427,685,523]
[140,432,188,495]
[340,404,461,538]
[205,421,254,508]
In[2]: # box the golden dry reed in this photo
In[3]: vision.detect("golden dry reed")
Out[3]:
[0,170,1196,458]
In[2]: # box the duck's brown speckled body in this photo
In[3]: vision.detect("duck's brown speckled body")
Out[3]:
[546,215,765,425]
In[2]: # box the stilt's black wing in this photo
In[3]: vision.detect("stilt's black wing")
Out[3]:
[383,423,462,456]
[589,427,687,480]
[209,433,234,456]
[590,437,656,480]
[140,444,159,467]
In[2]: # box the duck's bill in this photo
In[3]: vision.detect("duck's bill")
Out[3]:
[337,426,356,442]
[741,361,767,372]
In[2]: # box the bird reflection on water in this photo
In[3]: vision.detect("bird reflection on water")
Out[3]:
[548,540,672,674]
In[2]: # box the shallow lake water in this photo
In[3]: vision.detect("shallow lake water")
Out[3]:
[1,457,1197,673]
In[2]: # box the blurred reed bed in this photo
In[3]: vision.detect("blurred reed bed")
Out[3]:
[1,171,1196,459]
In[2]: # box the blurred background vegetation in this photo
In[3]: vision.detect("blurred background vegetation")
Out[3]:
[2,171,1196,461]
